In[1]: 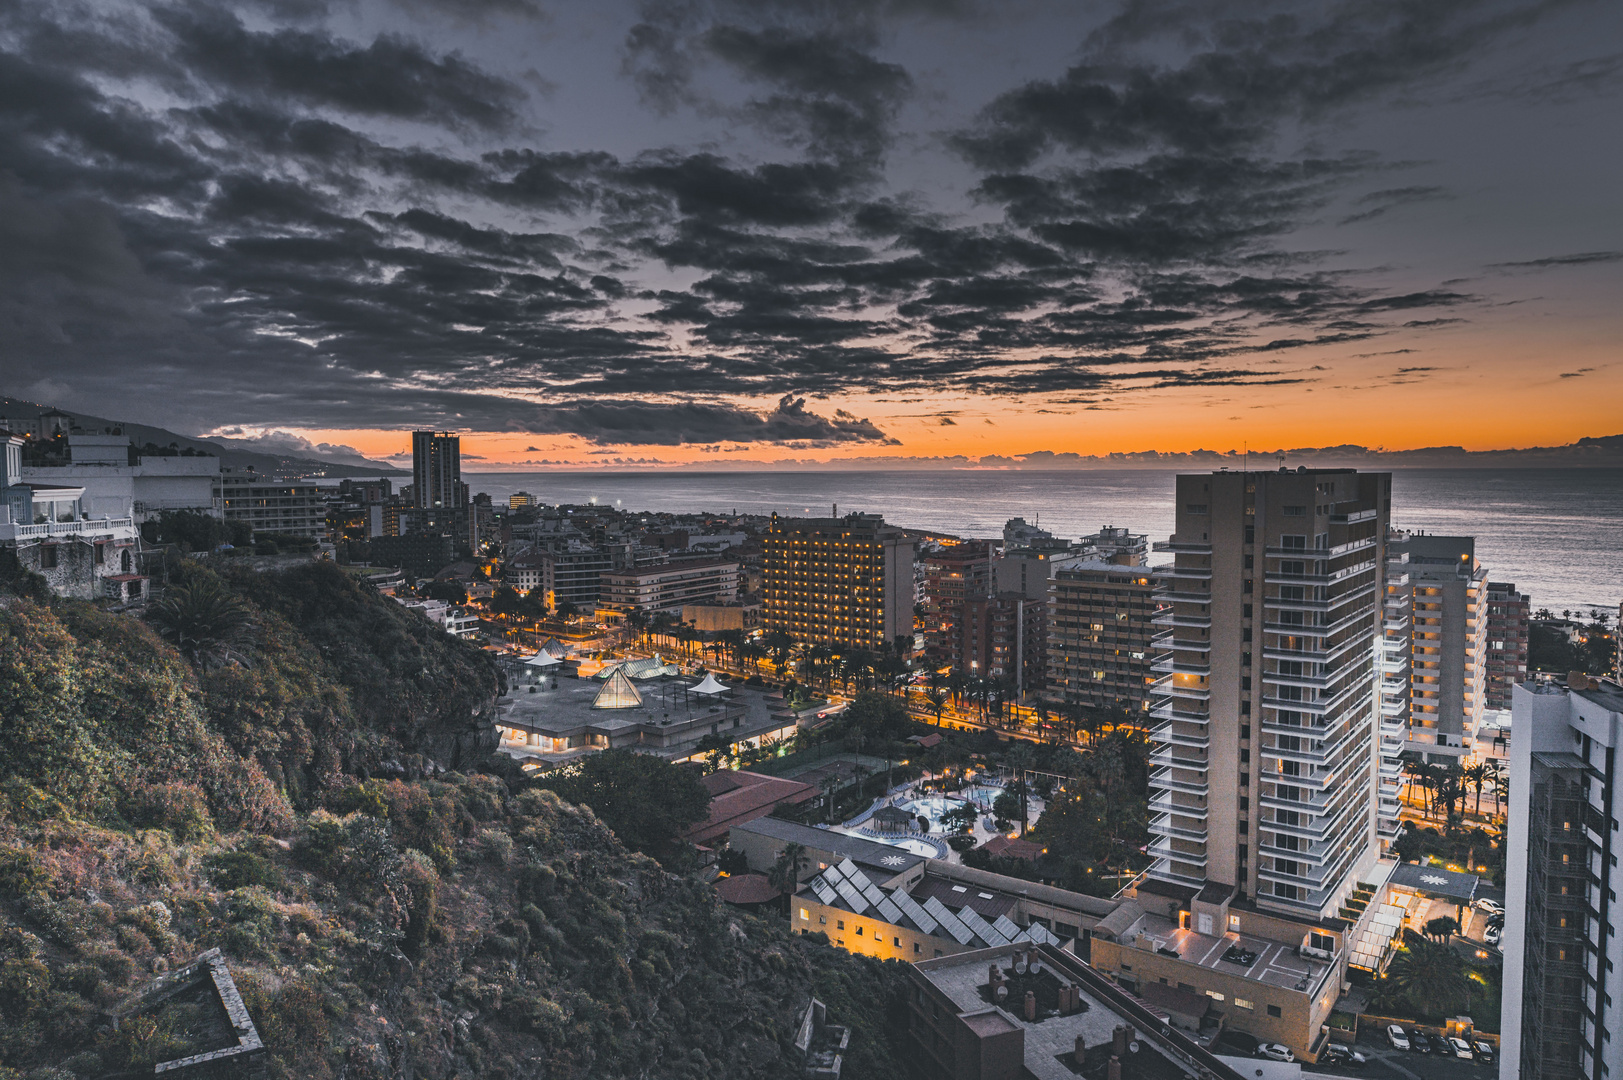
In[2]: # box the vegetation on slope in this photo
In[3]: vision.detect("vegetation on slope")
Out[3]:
[0,564,909,1079]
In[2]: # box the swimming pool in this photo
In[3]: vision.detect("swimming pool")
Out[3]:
[865,836,944,858]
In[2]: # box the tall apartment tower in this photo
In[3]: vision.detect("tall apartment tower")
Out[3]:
[763,513,913,651]
[411,431,463,510]
[1390,533,1487,764]
[1150,468,1390,918]
[1500,675,1623,1080]
[1485,581,1531,710]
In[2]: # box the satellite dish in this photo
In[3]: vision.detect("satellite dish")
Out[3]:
[1129,1041,1141,1054]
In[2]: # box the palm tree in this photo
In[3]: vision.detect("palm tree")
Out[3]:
[766,842,807,914]
[764,629,795,670]
[1388,936,1472,1012]
[1463,762,1488,815]
[146,575,256,668]
[925,684,949,725]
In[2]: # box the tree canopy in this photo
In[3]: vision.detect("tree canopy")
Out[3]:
[535,750,710,856]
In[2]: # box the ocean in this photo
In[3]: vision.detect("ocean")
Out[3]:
[456,467,1623,614]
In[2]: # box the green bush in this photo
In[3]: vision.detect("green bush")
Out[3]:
[206,850,282,890]
[0,846,46,898]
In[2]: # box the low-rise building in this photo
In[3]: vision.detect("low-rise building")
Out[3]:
[21,434,222,522]
[906,943,1250,1080]
[682,770,819,847]
[496,676,799,764]
[1087,881,1347,1061]
[216,469,323,539]
[1,433,144,600]
[683,601,762,633]
[599,557,741,615]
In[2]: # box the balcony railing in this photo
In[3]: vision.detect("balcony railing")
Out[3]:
[0,516,137,541]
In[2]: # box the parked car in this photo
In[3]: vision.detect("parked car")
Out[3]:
[1222,945,1258,966]
[1217,1031,1261,1056]
[1486,912,1505,929]
[1474,898,1506,916]
[1447,1037,1476,1060]
[1485,924,1503,947]
[1473,1040,1496,1064]
[1386,1025,1411,1051]
[1321,1045,1368,1067]
[1258,1043,1295,1063]
[1409,1029,1432,1053]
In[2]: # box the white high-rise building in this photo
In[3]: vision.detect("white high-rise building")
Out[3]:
[1149,467,1390,918]
[1501,675,1623,1080]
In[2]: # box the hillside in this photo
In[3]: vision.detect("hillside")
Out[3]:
[0,396,407,478]
[0,563,907,1079]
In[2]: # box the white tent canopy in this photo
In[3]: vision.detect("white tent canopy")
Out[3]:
[688,673,729,696]
[525,651,563,668]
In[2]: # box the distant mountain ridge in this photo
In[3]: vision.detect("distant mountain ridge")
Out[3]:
[0,396,408,478]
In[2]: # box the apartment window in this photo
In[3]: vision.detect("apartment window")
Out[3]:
[799,908,810,921]
[837,920,844,930]
[38,545,58,569]
[819,916,827,924]
[1235,998,1254,1010]
[1267,1005,1282,1018]
[1185,504,1209,515]
[1280,535,1306,550]
[914,943,921,955]
[1206,991,1225,1002]
[1282,505,1306,516]
[856,926,863,936]
[894,936,901,947]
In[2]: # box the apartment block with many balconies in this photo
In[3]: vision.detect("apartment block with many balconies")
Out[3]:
[1044,561,1161,716]
[1485,580,1531,710]
[1390,533,1487,764]
[1148,467,1389,921]
[763,513,913,651]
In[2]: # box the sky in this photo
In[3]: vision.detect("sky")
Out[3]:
[1,0,1620,470]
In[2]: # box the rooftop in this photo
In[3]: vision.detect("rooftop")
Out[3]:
[798,858,1060,951]
[498,676,793,761]
[1109,911,1333,995]
[912,944,1247,1080]
[683,770,818,845]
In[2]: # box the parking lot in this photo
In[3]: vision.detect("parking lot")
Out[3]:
[1304,1027,1498,1079]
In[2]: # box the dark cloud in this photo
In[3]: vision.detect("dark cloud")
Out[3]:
[0,0,1610,442]
[523,394,899,446]
[1489,250,1623,270]
[1339,185,1452,225]
[150,6,527,132]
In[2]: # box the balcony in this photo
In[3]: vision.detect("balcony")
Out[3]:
[1149,767,1209,796]
[1151,722,1211,750]
[1152,540,1212,553]
[0,516,138,541]
[1160,565,1213,582]
[1150,747,1208,772]
[1149,793,1209,819]
[1148,839,1208,867]
[1153,611,1211,629]
[1149,814,1209,843]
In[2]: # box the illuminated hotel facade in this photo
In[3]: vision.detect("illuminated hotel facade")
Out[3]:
[763,512,913,650]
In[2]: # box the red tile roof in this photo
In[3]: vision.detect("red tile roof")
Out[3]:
[683,770,818,845]
[980,835,1044,861]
